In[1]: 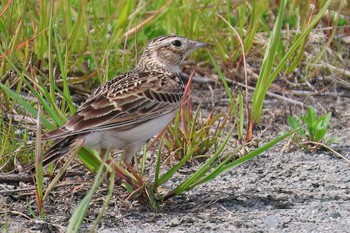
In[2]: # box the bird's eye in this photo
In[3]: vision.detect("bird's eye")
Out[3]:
[172,40,182,47]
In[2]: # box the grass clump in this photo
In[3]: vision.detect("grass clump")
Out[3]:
[288,107,332,145]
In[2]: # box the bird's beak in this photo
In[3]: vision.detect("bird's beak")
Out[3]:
[189,40,208,51]
[184,40,208,59]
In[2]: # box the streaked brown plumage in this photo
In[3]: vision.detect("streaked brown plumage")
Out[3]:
[32,35,207,170]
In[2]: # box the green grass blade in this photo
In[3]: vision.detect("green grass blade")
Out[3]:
[53,25,75,114]
[173,125,235,195]
[0,82,53,129]
[34,106,44,219]
[157,147,195,186]
[251,0,332,125]
[67,162,108,232]
[154,139,163,188]
[251,0,286,123]
[207,50,233,101]
[190,130,295,189]
[89,163,115,232]
[77,148,102,173]
[21,76,65,127]
[267,1,332,92]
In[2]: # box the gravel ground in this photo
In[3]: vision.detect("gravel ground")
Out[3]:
[98,140,350,233]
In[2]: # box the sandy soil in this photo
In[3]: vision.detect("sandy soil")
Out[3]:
[1,86,350,233]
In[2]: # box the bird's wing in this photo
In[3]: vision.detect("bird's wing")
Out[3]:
[45,71,184,140]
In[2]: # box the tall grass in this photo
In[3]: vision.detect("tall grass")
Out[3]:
[246,0,332,140]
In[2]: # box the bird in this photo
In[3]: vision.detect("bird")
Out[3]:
[29,35,207,171]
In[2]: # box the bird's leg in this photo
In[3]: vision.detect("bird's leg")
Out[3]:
[110,162,135,186]
[99,149,134,186]
[123,161,144,185]
[120,144,145,185]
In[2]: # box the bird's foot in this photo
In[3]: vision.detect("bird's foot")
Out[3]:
[107,160,145,192]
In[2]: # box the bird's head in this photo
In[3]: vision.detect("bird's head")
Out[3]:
[137,35,207,74]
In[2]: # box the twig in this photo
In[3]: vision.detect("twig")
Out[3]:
[4,113,36,125]
[0,187,36,195]
[285,90,350,98]
[0,180,87,195]
[313,63,350,78]
[179,72,214,84]
[0,174,34,184]
[182,71,306,107]
[299,141,350,164]
[0,210,31,220]
[0,171,87,184]
[234,82,305,106]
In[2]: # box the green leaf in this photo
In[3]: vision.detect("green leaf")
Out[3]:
[314,112,331,142]
[300,107,314,125]
[287,116,301,130]
[315,112,331,131]
[287,115,305,136]
[338,18,346,26]
[301,107,317,140]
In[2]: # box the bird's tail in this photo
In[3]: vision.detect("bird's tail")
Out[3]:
[26,136,78,172]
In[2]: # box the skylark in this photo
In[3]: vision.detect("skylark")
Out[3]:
[35,35,207,169]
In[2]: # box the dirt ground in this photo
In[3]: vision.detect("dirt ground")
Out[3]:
[1,85,350,232]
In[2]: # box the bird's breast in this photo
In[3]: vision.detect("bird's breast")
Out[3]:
[83,112,176,150]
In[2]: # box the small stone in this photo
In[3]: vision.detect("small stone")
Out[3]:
[267,215,279,230]
[330,211,341,219]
